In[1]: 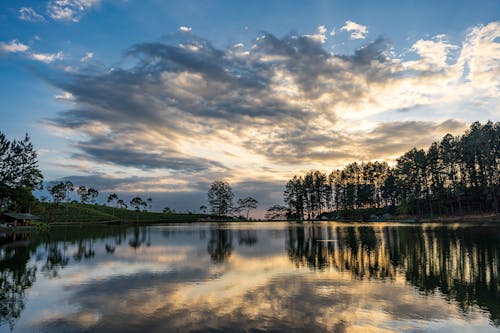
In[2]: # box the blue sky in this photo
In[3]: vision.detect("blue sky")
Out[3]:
[0,0,499,214]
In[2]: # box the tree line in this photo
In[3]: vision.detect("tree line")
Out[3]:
[46,180,154,212]
[284,121,499,219]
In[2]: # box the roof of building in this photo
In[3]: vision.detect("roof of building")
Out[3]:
[1,212,40,220]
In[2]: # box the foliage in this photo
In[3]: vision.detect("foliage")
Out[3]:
[107,193,118,205]
[0,132,43,212]
[49,181,74,203]
[236,196,258,219]
[264,205,288,220]
[116,199,127,209]
[130,197,147,211]
[283,121,499,219]
[207,180,234,217]
[76,186,99,204]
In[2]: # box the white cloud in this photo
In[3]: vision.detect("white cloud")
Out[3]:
[179,26,192,32]
[18,7,46,22]
[0,40,29,53]
[457,22,500,90]
[80,52,94,62]
[30,51,64,63]
[55,91,75,101]
[304,25,328,43]
[407,36,458,70]
[47,0,100,22]
[340,20,368,39]
[45,22,499,186]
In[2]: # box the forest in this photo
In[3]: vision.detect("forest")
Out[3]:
[283,121,499,220]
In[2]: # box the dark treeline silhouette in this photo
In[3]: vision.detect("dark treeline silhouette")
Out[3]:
[284,121,499,219]
[286,224,500,325]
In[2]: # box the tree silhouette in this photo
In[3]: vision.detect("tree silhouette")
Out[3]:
[49,181,74,204]
[237,197,258,219]
[208,181,234,218]
[283,121,499,218]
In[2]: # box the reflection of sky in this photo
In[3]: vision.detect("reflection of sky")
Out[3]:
[1,223,498,333]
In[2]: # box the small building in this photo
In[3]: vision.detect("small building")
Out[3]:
[0,212,40,226]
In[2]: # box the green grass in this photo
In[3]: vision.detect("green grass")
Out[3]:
[32,202,206,224]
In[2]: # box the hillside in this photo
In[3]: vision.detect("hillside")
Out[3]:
[32,202,206,224]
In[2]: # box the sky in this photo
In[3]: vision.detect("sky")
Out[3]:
[0,0,499,215]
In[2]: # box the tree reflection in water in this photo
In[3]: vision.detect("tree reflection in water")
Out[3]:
[286,224,500,325]
[0,226,128,330]
[0,234,36,330]
[208,226,233,263]
[0,223,499,331]
[238,229,258,246]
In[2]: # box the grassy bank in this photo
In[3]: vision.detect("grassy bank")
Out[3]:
[31,202,207,224]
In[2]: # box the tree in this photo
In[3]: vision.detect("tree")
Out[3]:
[237,197,259,219]
[146,197,153,211]
[0,132,11,208]
[106,193,119,217]
[130,197,147,211]
[9,134,43,190]
[75,186,98,204]
[284,176,305,220]
[116,199,127,209]
[77,186,90,203]
[283,121,499,218]
[49,181,74,203]
[162,207,172,213]
[199,205,207,214]
[87,188,99,204]
[107,193,118,206]
[207,180,234,218]
[0,132,43,212]
[264,205,288,220]
[9,186,37,213]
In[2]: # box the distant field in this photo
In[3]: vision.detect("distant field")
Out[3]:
[32,202,207,224]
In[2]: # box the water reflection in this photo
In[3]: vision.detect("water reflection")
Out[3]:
[0,233,36,330]
[0,223,498,332]
[286,224,500,325]
[207,227,233,263]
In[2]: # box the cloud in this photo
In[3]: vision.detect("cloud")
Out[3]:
[359,119,467,159]
[303,25,328,44]
[47,0,100,22]
[30,51,64,63]
[43,22,499,197]
[18,7,46,22]
[0,40,29,53]
[179,26,192,32]
[0,40,65,64]
[55,91,76,101]
[80,52,94,62]
[71,143,225,172]
[340,20,368,39]
[406,35,459,70]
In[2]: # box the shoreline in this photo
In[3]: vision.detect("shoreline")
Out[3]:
[1,213,497,232]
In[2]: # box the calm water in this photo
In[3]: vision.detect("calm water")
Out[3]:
[1,222,499,332]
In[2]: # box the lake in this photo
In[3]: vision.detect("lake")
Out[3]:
[0,222,499,332]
